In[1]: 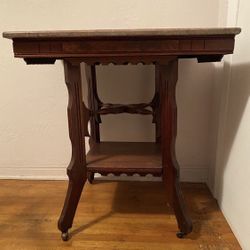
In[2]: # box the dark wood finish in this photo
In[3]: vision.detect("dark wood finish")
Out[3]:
[85,64,101,145]
[97,102,154,115]
[154,65,162,143]
[3,28,240,240]
[24,58,56,64]
[57,60,87,240]
[84,64,101,184]
[11,36,236,61]
[159,59,192,237]
[3,28,240,65]
[87,172,95,184]
[86,142,162,176]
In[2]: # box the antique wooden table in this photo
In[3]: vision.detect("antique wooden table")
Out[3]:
[3,28,240,241]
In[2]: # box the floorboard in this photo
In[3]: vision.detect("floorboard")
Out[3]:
[0,180,241,250]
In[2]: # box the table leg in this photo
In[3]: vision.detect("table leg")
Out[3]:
[158,59,193,237]
[154,65,162,143]
[85,64,101,184]
[58,60,87,241]
[85,64,101,145]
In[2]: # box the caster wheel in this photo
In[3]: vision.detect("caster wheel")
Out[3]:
[61,231,69,241]
[176,232,186,239]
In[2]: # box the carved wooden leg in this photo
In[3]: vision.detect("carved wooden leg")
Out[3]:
[58,60,87,241]
[85,64,102,184]
[154,65,162,143]
[85,64,101,145]
[159,59,193,237]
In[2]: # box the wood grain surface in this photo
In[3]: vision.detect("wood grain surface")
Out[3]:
[86,142,162,176]
[0,180,241,250]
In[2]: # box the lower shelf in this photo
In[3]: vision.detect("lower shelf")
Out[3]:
[86,142,162,176]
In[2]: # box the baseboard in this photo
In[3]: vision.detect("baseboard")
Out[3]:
[180,166,208,183]
[0,165,208,183]
[0,166,67,180]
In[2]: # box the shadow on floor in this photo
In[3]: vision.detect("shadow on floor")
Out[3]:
[71,181,218,240]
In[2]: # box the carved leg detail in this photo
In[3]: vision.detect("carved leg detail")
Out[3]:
[58,60,87,241]
[167,166,193,236]
[174,180,193,237]
[58,178,86,240]
[159,59,193,237]
[154,65,161,143]
[85,64,101,145]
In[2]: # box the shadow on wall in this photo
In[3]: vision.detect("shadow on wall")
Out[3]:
[215,62,250,199]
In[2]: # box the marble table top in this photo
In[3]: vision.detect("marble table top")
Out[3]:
[3,27,241,39]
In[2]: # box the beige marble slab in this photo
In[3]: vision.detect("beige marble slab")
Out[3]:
[2,27,241,39]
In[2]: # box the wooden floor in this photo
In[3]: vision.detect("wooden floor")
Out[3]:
[0,180,241,250]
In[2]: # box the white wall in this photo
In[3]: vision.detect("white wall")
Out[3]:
[0,0,220,181]
[213,0,250,249]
